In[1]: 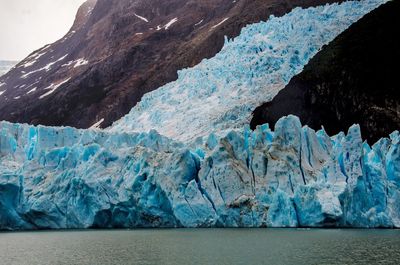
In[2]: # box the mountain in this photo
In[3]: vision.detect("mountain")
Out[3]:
[0,61,17,77]
[2,0,398,230]
[0,0,339,129]
[250,0,400,144]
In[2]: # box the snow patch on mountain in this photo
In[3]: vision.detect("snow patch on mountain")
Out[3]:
[211,17,229,30]
[21,54,68,79]
[39,78,71,99]
[90,118,105,129]
[43,55,68,71]
[194,19,204,26]
[74,58,89,68]
[134,13,149,23]
[26,87,37,95]
[22,60,36,68]
[17,45,51,70]
[26,49,48,61]
[165,18,178,30]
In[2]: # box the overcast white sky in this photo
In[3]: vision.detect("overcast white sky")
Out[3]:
[0,0,86,61]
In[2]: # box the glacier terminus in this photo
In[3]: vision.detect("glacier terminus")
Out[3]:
[1,0,398,230]
[1,115,399,229]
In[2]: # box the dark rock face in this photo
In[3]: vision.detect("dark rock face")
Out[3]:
[0,0,338,129]
[251,0,400,144]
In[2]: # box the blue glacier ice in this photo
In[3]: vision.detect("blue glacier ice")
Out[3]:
[1,0,397,230]
[111,0,388,143]
[1,115,400,230]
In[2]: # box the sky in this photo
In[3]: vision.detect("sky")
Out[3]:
[0,0,86,61]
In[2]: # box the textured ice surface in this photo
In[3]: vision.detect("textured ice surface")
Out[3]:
[0,0,395,230]
[110,0,387,143]
[1,115,399,230]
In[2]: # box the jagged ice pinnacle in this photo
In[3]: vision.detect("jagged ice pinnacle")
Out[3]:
[1,115,399,229]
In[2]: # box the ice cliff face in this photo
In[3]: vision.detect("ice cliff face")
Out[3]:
[1,115,399,230]
[111,0,387,143]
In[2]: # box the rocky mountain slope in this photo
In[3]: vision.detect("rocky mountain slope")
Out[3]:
[0,0,337,129]
[251,0,400,143]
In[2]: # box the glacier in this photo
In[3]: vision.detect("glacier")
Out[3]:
[1,115,400,230]
[110,0,388,143]
[1,0,398,230]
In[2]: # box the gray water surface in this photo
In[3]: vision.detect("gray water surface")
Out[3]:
[0,229,399,265]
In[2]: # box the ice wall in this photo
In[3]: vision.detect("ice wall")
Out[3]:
[1,115,399,230]
[1,0,395,230]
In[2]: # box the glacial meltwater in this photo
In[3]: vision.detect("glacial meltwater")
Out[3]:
[0,229,399,265]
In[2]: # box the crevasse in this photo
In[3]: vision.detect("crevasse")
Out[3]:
[110,0,388,143]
